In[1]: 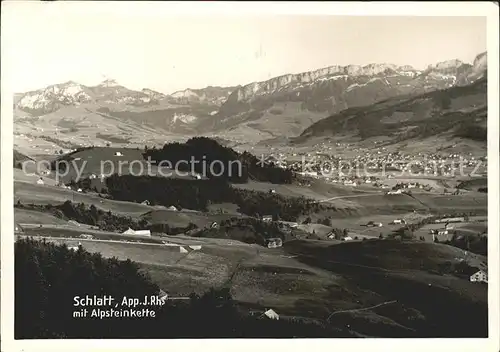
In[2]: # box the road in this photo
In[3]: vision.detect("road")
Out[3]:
[316,192,385,203]
[327,300,398,322]
[16,230,255,249]
[16,234,171,248]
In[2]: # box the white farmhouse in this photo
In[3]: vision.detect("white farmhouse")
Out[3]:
[470,270,488,283]
[264,309,279,320]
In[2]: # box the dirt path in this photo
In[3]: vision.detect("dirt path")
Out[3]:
[327,300,398,321]
[316,192,384,203]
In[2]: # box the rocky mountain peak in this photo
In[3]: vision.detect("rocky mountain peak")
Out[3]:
[427,59,465,71]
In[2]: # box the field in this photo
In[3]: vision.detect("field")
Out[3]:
[15,181,157,218]
[411,193,487,213]
[233,179,366,201]
[20,231,488,337]
[15,208,69,226]
[141,209,246,228]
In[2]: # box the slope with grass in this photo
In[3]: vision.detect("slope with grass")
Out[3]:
[22,227,489,338]
[297,77,487,150]
[282,239,488,337]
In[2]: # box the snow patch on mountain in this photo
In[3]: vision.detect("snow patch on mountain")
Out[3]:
[172,113,197,124]
[17,81,93,112]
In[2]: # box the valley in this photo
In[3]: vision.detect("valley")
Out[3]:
[13,49,489,338]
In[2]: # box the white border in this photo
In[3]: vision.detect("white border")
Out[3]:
[1,2,499,352]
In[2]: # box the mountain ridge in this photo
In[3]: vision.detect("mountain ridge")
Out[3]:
[14,51,487,146]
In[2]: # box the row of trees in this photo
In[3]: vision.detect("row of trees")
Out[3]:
[15,201,197,235]
[16,238,354,338]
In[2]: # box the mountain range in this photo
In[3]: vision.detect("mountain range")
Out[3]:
[14,51,487,149]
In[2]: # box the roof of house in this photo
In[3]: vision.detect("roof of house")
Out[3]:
[472,269,488,275]
[264,309,279,319]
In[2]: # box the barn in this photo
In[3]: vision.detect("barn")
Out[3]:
[122,228,151,236]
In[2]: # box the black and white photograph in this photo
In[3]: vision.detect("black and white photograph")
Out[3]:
[1,1,499,351]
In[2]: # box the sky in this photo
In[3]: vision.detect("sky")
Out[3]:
[2,3,487,94]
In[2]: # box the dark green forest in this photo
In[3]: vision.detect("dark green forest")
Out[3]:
[143,137,294,183]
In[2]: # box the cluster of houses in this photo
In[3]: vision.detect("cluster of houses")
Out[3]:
[277,143,487,185]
